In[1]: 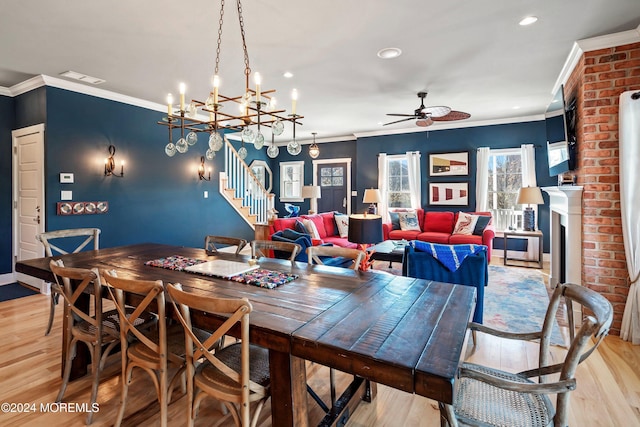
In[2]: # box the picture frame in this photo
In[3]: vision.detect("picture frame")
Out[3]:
[429,151,469,176]
[429,182,469,206]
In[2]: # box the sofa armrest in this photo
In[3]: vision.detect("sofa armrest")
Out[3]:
[382,223,393,241]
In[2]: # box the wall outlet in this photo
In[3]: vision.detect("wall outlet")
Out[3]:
[60,173,74,183]
[61,190,73,200]
[204,191,208,198]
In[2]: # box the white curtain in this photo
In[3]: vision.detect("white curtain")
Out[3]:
[378,153,389,221]
[475,147,490,211]
[406,151,421,209]
[620,91,640,344]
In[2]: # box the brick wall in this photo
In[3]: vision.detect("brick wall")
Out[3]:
[566,41,640,334]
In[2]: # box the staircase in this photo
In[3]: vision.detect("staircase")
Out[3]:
[219,137,274,229]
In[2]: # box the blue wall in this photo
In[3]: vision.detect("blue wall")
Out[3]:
[0,95,16,273]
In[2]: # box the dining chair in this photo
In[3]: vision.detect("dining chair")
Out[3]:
[37,227,101,336]
[306,246,365,270]
[167,283,271,427]
[101,270,209,427]
[251,239,302,265]
[49,259,124,425]
[204,235,248,255]
[439,282,613,427]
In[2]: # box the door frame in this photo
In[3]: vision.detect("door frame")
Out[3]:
[312,158,352,215]
[11,123,46,289]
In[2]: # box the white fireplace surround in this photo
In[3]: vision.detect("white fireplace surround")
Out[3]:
[542,186,584,288]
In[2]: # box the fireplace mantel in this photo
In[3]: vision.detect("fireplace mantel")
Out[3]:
[543,186,584,217]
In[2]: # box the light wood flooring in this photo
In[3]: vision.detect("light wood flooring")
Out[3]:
[1,263,640,426]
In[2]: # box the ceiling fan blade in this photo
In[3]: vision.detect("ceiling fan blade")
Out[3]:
[383,117,414,126]
[386,113,418,117]
[423,106,452,118]
[431,110,471,121]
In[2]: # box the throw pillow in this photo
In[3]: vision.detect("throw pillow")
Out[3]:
[472,215,491,236]
[389,212,401,230]
[398,211,421,231]
[334,214,349,238]
[302,219,320,240]
[294,220,307,234]
[453,212,479,235]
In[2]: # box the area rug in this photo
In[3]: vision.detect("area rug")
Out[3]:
[0,282,39,302]
[485,265,566,346]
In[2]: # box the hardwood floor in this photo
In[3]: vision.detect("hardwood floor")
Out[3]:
[1,268,640,426]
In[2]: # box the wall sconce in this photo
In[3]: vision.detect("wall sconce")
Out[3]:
[198,156,212,181]
[104,145,124,177]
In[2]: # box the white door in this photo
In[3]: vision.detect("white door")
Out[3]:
[13,124,45,291]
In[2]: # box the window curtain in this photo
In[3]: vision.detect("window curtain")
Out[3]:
[475,147,490,211]
[378,153,389,222]
[620,91,640,344]
[406,151,421,209]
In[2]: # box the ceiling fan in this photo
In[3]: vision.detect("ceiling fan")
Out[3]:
[384,91,471,127]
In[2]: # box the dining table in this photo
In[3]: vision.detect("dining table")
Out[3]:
[16,242,475,427]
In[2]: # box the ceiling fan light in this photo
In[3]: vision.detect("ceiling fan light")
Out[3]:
[416,117,433,127]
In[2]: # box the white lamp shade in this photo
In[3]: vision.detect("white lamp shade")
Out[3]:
[302,185,321,199]
[516,186,544,205]
[363,188,382,204]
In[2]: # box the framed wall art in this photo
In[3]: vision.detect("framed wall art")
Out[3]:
[429,182,469,206]
[429,151,469,176]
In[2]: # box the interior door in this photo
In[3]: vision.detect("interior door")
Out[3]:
[13,124,45,291]
[315,161,350,214]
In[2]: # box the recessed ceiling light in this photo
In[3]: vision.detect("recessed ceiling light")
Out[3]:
[377,47,402,59]
[519,16,538,26]
[283,71,293,78]
[513,106,521,110]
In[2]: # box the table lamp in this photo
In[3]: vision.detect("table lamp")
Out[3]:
[363,188,382,215]
[516,186,544,231]
[302,185,321,214]
[348,213,383,270]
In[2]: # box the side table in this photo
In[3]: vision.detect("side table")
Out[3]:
[503,229,543,269]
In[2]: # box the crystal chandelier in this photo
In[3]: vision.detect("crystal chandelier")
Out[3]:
[158,0,303,158]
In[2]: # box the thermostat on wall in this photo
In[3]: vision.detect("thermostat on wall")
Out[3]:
[60,173,74,183]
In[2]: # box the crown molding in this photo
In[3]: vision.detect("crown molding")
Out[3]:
[552,25,640,95]
[353,114,544,139]
[0,86,11,96]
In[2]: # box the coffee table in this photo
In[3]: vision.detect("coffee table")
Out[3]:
[369,240,408,267]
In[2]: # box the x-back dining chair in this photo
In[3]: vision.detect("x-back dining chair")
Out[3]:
[251,239,301,265]
[37,227,101,335]
[204,235,248,255]
[49,259,122,425]
[440,282,613,427]
[306,246,365,270]
[167,283,271,427]
[101,270,209,427]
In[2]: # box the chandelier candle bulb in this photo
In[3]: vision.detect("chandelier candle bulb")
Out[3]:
[120,160,125,176]
[167,93,173,116]
[254,72,261,102]
[212,74,219,104]
[179,82,186,111]
[292,88,298,115]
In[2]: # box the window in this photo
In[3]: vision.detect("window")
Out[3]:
[279,161,304,202]
[487,148,523,230]
[387,155,411,208]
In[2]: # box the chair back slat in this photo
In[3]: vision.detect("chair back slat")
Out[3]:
[205,235,248,255]
[306,246,365,270]
[38,228,101,256]
[251,239,301,264]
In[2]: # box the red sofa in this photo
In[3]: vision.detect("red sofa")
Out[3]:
[269,212,358,248]
[383,209,495,261]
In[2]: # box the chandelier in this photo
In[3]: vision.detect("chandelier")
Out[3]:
[158,0,303,159]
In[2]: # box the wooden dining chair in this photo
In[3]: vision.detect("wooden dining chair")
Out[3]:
[306,246,365,270]
[101,270,209,427]
[204,235,248,255]
[167,283,271,427]
[251,239,302,265]
[49,259,124,425]
[439,282,613,427]
[37,228,101,336]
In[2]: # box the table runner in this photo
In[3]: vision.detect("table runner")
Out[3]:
[145,255,297,289]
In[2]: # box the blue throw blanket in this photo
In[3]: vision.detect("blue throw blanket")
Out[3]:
[412,241,486,272]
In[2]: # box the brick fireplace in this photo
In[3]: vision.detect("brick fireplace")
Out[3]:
[563,35,640,334]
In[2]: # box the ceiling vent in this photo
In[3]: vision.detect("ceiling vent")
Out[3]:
[59,71,106,85]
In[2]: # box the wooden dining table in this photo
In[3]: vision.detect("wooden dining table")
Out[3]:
[16,242,475,427]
